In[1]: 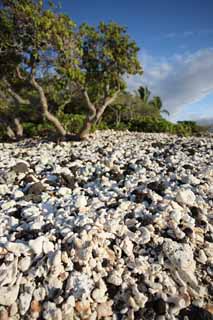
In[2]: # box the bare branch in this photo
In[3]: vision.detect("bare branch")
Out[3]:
[4,79,30,105]
[16,66,27,81]
[83,90,96,117]
[7,88,30,105]
[30,74,66,136]
[96,90,120,120]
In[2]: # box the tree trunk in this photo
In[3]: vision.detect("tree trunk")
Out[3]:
[79,90,120,140]
[79,90,97,140]
[30,76,66,137]
[14,118,23,137]
[6,125,16,140]
[79,118,95,140]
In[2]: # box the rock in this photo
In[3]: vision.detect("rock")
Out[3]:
[121,236,134,257]
[19,283,34,315]
[29,236,44,255]
[13,190,24,199]
[42,302,62,320]
[13,162,29,174]
[176,189,196,206]
[43,238,54,254]
[153,298,167,315]
[140,227,151,244]
[92,279,107,303]
[33,287,46,301]
[107,270,123,286]
[30,300,41,313]
[147,181,166,196]
[0,184,9,195]
[163,239,197,288]
[0,274,22,306]
[1,200,16,210]
[18,256,31,272]
[97,301,113,319]
[74,195,87,208]
[61,173,75,188]
[0,258,18,286]
[5,242,30,256]
[27,182,45,195]
[75,300,91,315]
[179,305,213,320]
[0,309,8,320]
[58,187,72,196]
[9,303,18,317]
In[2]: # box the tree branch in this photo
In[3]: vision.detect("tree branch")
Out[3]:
[96,90,120,120]
[4,79,30,105]
[83,90,96,117]
[7,87,30,105]
[16,66,27,81]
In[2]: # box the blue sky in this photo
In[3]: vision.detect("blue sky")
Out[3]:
[60,0,213,123]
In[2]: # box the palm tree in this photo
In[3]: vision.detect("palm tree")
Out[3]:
[150,96,170,117]
[138,86,151,104]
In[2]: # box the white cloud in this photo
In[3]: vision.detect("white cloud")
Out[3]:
[127,48,213,118]
[162,29,213,40]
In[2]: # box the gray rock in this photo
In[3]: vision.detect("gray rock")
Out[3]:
[13,162,29,174]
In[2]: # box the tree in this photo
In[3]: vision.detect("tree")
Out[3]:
[150,96,170,117]
[138,86,151,104]
[74,22,142,139]
[0,0,80,137]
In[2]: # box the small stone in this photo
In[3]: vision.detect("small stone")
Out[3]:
[43,239,54,254]
[140,227,151,244]
[0,274,22,306]
[58,187,72,196]
[61,173,75,188]
[13,162,29,174]
[0,309,8,320]
[75,300,91,314]
[9,303,18,317]
[13,190,24,200]
[0,184,9,196]
[153,298,166,315]
[92,288,107,303]
[19,289,34,315]
[1,200,16,210]
[107,270,122,286]
[31,300,41,313]
[176,189,196,206]
[179,305,213,320]
[163,239,197,288]
[27,182,45,195]
[97,301,113,319]
[75,195,87,208]
[121,237,134,257]
[5,242,30,256]
[29,236,44,255]
[18,256,31,272]
[33,287,46,301]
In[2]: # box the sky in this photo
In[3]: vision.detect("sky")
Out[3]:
[59,0,213,123]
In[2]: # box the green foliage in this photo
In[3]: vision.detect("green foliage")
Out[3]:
[78,22,143,103]
[0,0,79,84]
[22,122,54,137]
[58,114,86,133]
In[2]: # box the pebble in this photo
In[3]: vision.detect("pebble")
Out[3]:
[176,188,196,207]
[0,184,9,195]
[0,131,212,319]
[29,236,44,255]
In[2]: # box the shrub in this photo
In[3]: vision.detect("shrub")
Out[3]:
[59,114,86,134]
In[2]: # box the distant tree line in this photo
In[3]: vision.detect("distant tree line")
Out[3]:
[0,0,207,140]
